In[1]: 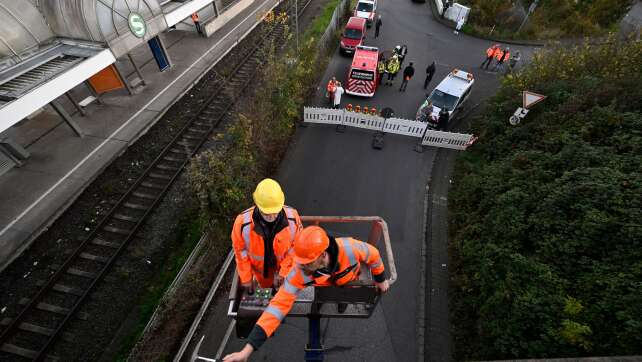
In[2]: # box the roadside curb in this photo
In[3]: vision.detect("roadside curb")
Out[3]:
[417,182,430,362]
[426,0,545,47]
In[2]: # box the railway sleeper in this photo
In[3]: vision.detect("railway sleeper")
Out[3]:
[176,140,198,148]
[181,133,203,141]
[132,190,158,200]
[0,342,59,361]
[35,281,84,297]
[17,299,89,320]
[155,163,181,171]
[142,179,169,188]
[148,171,173,181]
[122,201,148,211]
[169,148,191,155]
[0,318,74,341]
[102,225,132,236]
[187,126,209,133]
[90,238,120,249]
[65,267,98,280]
[112,212,139,223]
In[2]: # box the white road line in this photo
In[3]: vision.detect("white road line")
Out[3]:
[0,0,272,238]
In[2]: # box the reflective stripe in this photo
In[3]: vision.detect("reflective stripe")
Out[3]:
[283,280,300,294]
[284,207,296,242]
[298,267,313,284]
[242,211,251,244]
[248,252,264,261]
[339,238,357,266]
[356,241,370,261]
[265,305,285,321]
[370,261,383,269]
[240,250,248,258]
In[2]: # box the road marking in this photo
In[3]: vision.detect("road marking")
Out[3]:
[0,0,273,239]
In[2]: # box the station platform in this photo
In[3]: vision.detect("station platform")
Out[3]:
[0,0,280,272]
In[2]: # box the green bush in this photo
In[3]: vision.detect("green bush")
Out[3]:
[450,40,642,359]
[460,0,633,39]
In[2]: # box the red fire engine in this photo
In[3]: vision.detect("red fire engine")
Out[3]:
[345,45,380,97]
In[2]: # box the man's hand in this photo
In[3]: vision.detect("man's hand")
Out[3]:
[223,344,254,362]
[274,275,284,289]
[375,279,390,294]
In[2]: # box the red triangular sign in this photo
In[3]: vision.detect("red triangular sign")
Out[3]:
[523,91,546,109]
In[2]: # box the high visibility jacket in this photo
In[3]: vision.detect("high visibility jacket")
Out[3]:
[378,61,386,73]
[387,58,400,74]
[327,80,337,94]
[191,13,200,22]
[247,237,386,349]
[231,206,301,285]
[499,51,510,62]
[495,50,505,61]
[486,47,498,58]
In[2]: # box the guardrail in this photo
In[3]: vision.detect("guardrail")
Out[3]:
[303,106,477,150]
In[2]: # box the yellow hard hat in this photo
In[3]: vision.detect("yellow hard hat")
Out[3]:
[253,178,285,214]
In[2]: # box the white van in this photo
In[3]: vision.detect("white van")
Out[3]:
[354,0,377,27]
[416,69,474,128]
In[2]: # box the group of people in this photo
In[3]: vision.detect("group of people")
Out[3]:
[480,43,521,72]
[223,179,390,362]
[378,45,419,92]
[416,100,450,131]
[326,77,345,108]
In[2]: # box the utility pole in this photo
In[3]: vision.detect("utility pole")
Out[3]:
[517,0,539,33]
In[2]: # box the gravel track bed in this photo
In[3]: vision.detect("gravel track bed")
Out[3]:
[0,0,330,359]
[0,18,272,361]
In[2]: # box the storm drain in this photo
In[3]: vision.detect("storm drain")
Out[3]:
[0,149,16,177]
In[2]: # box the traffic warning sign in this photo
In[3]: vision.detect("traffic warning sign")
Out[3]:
[523,91,546,109]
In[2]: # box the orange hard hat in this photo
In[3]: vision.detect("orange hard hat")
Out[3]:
[294,226,329,264]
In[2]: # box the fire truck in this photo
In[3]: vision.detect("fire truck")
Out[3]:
[345,45,380,97]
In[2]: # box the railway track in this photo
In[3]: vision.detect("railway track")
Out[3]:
[0,9,292,362]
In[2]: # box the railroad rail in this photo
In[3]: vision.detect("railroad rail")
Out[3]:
[0,8,292,362]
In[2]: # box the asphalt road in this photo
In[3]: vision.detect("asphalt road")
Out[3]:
[191,0,540,360]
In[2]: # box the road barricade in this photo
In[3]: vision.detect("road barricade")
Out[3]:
[303,106,477,150]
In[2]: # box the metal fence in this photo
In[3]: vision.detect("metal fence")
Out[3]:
[318,0,352,54]
[304,106,478,150]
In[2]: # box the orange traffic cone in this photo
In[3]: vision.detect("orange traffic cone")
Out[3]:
[346,103,353,111]
[363,106,369,114]
[355,105,361,113]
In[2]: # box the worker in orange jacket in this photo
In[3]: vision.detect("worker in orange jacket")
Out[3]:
[223,226,390,362]
[480,43,500,70]
[231,178,302,290]
[493,47,510,72]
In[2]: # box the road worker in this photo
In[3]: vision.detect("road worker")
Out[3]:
[377,57,387,85]
[223,226,390,362]
[493,47,510,72]
[386,55,400,86]
[480,43,500,70]
[231,178,302,291]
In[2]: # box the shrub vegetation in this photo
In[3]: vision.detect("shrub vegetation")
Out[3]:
[459,0,633,39]
[449,40,642,359]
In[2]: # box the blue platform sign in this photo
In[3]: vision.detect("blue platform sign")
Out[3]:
[148,36,170,72]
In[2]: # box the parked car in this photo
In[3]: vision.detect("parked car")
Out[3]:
[416,69,474,128]
[340,17,367,54]
[354,0,377,27]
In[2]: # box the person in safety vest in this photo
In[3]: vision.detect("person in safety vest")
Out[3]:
[326,77,337,107]
[377,57,387,85]
[223,226,390,362]
[480,43,500,70]
[231,178,302,291]
[385,55,400,86]
[493,47,510,72]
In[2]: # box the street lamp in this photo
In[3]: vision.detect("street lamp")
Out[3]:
[517,0,539,33]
